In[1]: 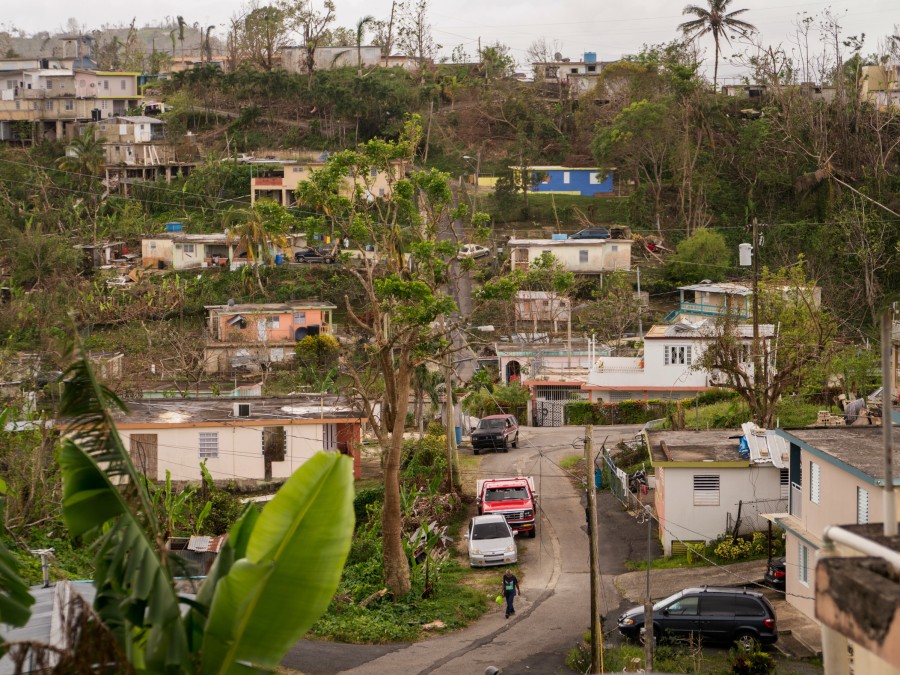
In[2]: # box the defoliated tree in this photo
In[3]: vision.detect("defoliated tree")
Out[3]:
[224,201,292,293]
[287,0,336,84]
[576,270,642,354]
[242,4,289,71]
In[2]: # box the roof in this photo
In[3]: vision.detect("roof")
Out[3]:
[644,318,774,339]
[516,290,569,300]
[741,422,789,468]
[778,427,900,484]
[206,300,336,313]
[108,396,362,426]
[678,281,753,296]
[508,238,631,247]
[114,115,164,124]
[519,166,608,171]
[647,429,755,465]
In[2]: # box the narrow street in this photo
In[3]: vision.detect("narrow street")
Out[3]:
[284,424,647,674]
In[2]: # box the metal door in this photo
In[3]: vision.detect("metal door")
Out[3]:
[534,399,564,427]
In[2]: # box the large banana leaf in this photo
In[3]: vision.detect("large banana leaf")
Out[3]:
[0,473,34,631]
[199,452,354,675]
[59,353,190,672]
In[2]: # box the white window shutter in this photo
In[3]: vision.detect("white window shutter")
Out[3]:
[664,347,670,365]
[686,346,692,365]
[693,474,720,506]
[810,462,820,504]
[857,487,869,524]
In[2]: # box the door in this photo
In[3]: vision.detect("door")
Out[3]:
[658,594,701,641]
[130,434,158,478]
[698,594,736,641]
[257,319,267,341]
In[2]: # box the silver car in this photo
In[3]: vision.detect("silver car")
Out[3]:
[466,514,517,567]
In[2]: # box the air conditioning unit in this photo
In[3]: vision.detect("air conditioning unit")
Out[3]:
[234,402,251,418]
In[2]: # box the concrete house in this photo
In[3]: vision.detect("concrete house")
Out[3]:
[860,63,900,110]
[203,300,336,374]
[766,426,900,623]
[280,45,383,73]
[508,238,632,275]
[512,166,614,197]
[532,52,611,94]
[665,281,753,323]
[645,425,789,555]
[111,396,364,483]
[514,291,571,333]
[141,233,249,271]
[582,318,773,403]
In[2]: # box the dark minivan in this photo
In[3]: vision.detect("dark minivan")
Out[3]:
[617,587,777,651]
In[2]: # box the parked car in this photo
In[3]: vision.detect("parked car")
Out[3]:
[763,557,786,591]
[465,514,518,567]
[458,244,490,259]
[471,414,519,454]
[294,248,336,264]
[569,227,610,240]
[617,587,778,651]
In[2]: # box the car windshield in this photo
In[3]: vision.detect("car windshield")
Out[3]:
[471,522,511,540]
[479,419,506,429]
[485,487,529,502]
[652,591,684,611]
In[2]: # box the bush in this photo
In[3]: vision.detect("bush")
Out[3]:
[714,537,753,561]
[730,648,776,674]
[353,486,384,527]
[564,400,669,426]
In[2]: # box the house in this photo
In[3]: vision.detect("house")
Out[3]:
[74,240,127,269]
[582,318,773,403]
[765,426,900,624]
[645,425,789,555]
[664,280,822,324]
[110,396,364,482]
[280,45,383,74]
[141,233,242,271]
[508,238,632,275]
[532,52,612,94]
[251,157,408,206]
[514,291,571,333]
[721,83,768,99]
[860,63,900,110]
[513,166,615,197]
[203,300,336,374]
[95,116,191,186]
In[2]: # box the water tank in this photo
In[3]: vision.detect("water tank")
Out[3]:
[738,242,752,267]
[166,222,183,232]
[584,52,597,63]
[551,233,569,240]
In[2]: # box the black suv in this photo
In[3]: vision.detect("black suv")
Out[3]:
[294,248,336,264]
[617,587,777,651]
[471,415,519,454]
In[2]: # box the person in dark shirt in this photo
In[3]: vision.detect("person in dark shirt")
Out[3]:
[502,569,520,619]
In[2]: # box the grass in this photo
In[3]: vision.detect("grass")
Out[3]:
[660,396,833,430]
[559,453,584,471]
[623,550,771,572]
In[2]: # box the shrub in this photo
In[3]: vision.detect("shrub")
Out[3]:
[353,486,384,527]
[714,537,753,561]
[730,648,776,674]
[401,433,447,480]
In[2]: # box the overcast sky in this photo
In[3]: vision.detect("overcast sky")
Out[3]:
[7,0,899,83]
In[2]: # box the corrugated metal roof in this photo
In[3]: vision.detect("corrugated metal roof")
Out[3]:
[678,282,753,296]
[741,422,788,468]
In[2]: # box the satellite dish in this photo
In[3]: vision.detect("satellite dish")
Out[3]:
[553,52,563,61]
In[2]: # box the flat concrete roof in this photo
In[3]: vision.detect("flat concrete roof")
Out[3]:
[508,238,632,247]
[647,429,748,464]
[110,396,361,425]
[780,427,900,481]
[206,301,336,313]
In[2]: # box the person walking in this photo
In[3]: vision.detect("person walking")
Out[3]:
[501,569,519,619]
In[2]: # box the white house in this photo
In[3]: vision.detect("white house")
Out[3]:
[508,238,632,275]
[109,396,363,483]
[646,425,789,555]
[142,233,244,270]
[280,45,383,73]
[583,318,773,402]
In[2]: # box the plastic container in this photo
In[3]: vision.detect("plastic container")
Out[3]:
[275,254,284,265]
[455,427,462,445]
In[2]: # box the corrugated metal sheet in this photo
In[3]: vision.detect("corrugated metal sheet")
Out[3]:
[741,422,788,468]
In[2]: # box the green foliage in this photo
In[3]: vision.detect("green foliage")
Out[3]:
[401,432,447,481]
[0,472,34,629]
[730,648,776,674]
[462,383,529,420]
[565,399,669,426]
[294,334,340,369]
[714,537,752,561]
[665,227,731,283]
[353,486,385,527]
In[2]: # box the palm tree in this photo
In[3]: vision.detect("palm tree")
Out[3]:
[176,15,187,59]
[57,127,105,185]
[678,0,756,92]
[356,15,375,77]
[224,203,290,294]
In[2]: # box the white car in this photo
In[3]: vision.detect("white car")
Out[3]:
[458,244,490,259]
[465,514,517,567]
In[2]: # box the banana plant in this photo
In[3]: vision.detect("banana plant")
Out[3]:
[58,347,354,673]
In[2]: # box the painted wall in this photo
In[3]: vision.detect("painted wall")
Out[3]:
[657,465,786,554]
[74,72,139,98]
[512,241,632,273]
[531,168,614,196]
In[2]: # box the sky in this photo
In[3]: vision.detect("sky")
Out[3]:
[7,0,899,83]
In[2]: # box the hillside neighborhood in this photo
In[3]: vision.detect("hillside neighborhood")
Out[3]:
[0,1,899,674]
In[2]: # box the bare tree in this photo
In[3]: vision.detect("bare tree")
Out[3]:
[397,0,439,77]
[286,0,336,84]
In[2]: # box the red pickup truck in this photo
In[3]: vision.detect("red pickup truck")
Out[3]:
[475,477,538,538]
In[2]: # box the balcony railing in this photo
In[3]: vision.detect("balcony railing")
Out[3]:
[664,302,751,323]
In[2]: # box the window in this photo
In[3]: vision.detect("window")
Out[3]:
[79,79,86,87]
[149,241,157,250]
[733,597,765,616]
[589,172,605,184]
[103,80,109,90]
[798,543,809,586]
[293,311,306,325]
[182,243,195,254]
[267,316,280,329]
[5,80,14,89]
[120,80,126,90]
[810,461,820,504]
[64,99,73,111]
[665,596,698,615]
[33,101,40,110]
[611,245,619,252]
[46,79,53,89]
[14,101,19,110]
[378,188,385,196]
[199,432,219,459]
[570,67,578,74]
[579,250,588,264]
[693,474,720,506]
[780,468,789,499]
[563,171,570,184]
[857,487,869,524]
[587,65,596,73]
[701,595,735,615]
[292,166,304,173]
[542,250,551,256]
[370,167,377,177]
[665,345,692,366]
[45,100,53,111]
[101,101,108,109]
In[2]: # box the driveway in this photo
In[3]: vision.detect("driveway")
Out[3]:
[283,424,645,674]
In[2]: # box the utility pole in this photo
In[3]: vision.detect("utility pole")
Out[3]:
[636,266,643,338]
[881,307,897,537]
[584,425,602,673]
[644,505,654,671]
[751,217,762,419]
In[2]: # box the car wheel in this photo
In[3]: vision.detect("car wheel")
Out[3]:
[512,433,518,448]
[638,624,658,647]
[734,631,760,653]
[502,439,509,453]
[473,448,479,456]
[528,529,536,539]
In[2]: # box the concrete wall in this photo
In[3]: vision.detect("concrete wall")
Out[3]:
[658,465,786,554]
[513,241,632,273]
[141,237,174,267]
[531,168,614,196]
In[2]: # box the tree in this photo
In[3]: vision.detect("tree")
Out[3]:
[695,262,837,426]
[57,127,105,186]
[288,0,336,84]
[397,0,439,76]
[176,15,187,59]
[242,4,289,71]
[678,0,756,91]
[665,227,730,284]
[355,15,375,76]
[576,270,642,354]
[224,201,292,293]
[295,117,464,597]
[36,349,354,673]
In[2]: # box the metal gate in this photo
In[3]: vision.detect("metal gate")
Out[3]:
[534,399,564,427]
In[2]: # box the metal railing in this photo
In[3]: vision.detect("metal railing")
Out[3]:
[790,483,802,518]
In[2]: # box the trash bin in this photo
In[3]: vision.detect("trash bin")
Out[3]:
[594,467,603,490]
[455,427,462,445]
[275,254,284,265]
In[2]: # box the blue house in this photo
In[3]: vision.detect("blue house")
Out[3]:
[522,166,614,197]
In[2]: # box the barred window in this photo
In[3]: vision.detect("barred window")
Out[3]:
[199,432,219,459]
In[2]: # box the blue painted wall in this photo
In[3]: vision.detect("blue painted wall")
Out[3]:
[531,168,614,196]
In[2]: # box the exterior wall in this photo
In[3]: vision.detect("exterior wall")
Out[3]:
[141,237,174,266]
[512,241,632,274]
[173,241,209,269]
[499,352,596,384]
[281,46,382,74]
[658,465,786,554]
[784,533,816,619]
[215,309,329,343]
[251,161,406,205]
[117,422,350,482]
[74,71,139,99]
[530,168,614,196]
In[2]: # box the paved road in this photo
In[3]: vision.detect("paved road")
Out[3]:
[284,424,646,674]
